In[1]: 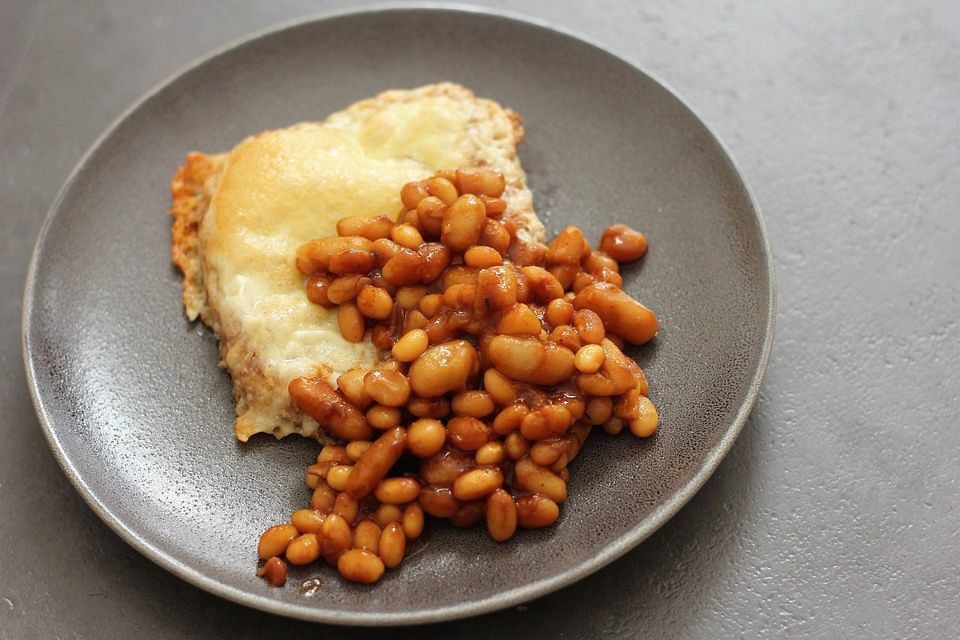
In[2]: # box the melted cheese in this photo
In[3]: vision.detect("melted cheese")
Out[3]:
[201,96,477,438]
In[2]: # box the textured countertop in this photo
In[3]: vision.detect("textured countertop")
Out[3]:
[2,1,958,638]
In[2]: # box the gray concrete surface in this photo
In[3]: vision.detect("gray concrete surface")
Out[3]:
[1,1,958,638]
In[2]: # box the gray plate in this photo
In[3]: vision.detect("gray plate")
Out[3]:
[22,5,775,626]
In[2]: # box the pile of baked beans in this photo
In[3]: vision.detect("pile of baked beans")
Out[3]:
[256,168,659,586]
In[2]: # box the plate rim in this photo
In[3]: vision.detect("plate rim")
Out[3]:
[21,1,777,626]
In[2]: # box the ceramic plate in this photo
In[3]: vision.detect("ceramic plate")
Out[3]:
[23,5,775,626]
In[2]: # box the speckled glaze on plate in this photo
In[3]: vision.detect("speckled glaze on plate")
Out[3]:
[22,4,775,626]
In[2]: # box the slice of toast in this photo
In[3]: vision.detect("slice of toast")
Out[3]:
[170,83,544,442]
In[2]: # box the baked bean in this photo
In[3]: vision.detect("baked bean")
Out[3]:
[372,238,402,267]
[395,285,427,309]
[504,432,530,460]
[451,390,496,418]
[338,549,385,584]
[452,467,503,501]
[407,397,451,419]
[379,522,406,569]
[356,286,393,320]
[475,441,505,465]
[408,340,479,397]
[573,309,605,344]
[374,477,422,505]
[363,370,411,407]
[305,468,321,490]
[402,503,425,539]
[530,438,567,466]
[450,501,486,528]
[325,465,353,492]
[418,293,442,317]
[492,402,528,435]
[573,282,657,345]
[346,440,373,462]
[427,176,459,206]
[418,486,460,518]
[447,416,491,451]
[480,196,507,217]
[495,303,542,337]
[332,492,359,522]
[353,520,381,553]
[258,524,299,560]
[289,377,373,441]
[602,417,625,435]
[592,267,622,287]
[435,169,459,187]
[370,324,393,350]
[419,447,474,486]
[327,275,370,305]
[424,310,470,344]
[584,250,619,274]
[256,556,287,587]
[516,494,560,528]
[545,298,574,327]
[508,238,548,267]
[337,215,394,240]
[390,329,427,362]
[402,419,445,459]
[441,195,487,251]
[486,336,576,386]
[566,422,592,461]
[480,219,512,254]
[457,167,506,197]
[485,489,517,542]
[416,196,446,237]
[317,444,349,464]
[442,283,477,310]
[307,460,334,480]
[599,224,648,262]
[306,274,332,306]
[366,405,402,430]
[382,248,425,287]
[401,181,430,209]
[514,458,568,503]
[404,309,428,333]
[310,482,337,512]
[627,394,658,437]
[520,405,573,441]
[291,509,326,535]
[464,245,503,268]
[286,533,321,565]
[320,513,353,564]
[403,210,420,230]
[548,264,579,290]
[476,265,519,310]
[574,344,605,373]
[346,427,406,499]
[585,396,614,425]
[576,341,636,396]
[296,236,373,275]
[521,266,565,302]
[336,369,372,409]
[484,369,518,406]
[391,224,424,250]
[329,249,377,276]
[547,226,585,265]
[337,302,365,342]
[373,504,403,527]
